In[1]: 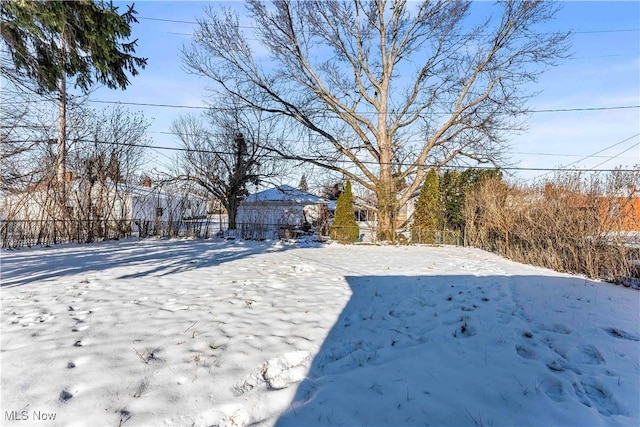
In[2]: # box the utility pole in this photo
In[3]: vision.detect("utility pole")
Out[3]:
[56,32,67,185]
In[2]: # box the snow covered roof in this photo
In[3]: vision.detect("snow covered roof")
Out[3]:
[242,185,328,205]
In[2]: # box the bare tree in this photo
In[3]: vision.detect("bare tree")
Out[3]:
[1,104,151,246]
[182,0,570,240]
[65,106,150,240]
[171,106,282,230]
[465,171,639,282]
[0,77,57,192]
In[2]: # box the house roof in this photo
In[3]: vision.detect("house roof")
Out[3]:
[242,185,328,205]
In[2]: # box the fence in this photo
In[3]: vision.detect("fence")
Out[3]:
[0,218,321,248]
[1,217,468,249]
[0,218,228,248]
[406,228,465,246]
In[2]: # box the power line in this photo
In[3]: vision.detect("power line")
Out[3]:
[138,15,640,36]
[85,99,640,114]
[588,141,639,171]
[4,123,637,162]
[10,137,634,173]
[560,133,639,168]
[4,124,638,162]
[527,133,639,181]
[139,17,199,25]
[530,105,640,113]
[88,99,207,110]
[573,28,640,34]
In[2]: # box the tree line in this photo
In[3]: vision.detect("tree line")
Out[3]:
[2,0,577,243]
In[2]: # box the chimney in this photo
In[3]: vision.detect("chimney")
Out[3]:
[64,171,73,183]
[142,177,152,188]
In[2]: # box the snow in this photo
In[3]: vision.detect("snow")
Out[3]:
[1,239,638,427]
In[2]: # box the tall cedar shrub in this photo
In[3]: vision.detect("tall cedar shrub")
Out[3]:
[439,168,503,231]
[330,180,359,243]
[412,169,440,243]
[440,170,464,231]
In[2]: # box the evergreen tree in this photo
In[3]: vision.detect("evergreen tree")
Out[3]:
[439,168,503,231]
[1,0,147,92]
[298,174,308,192]
[412,169,440,243]
[440,170,464,231]
[1,0,147,184]
[330,180,359,243]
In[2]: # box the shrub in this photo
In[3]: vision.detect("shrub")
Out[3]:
[412,169,440,243]
[330,180,359,243]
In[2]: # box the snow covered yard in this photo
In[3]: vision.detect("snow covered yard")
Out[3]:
[1,239,638,427]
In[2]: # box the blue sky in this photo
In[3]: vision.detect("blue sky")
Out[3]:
[91,1,640,183]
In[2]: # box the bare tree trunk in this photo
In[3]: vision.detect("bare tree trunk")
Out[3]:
[376,178,396,242]
[226,196,239,230]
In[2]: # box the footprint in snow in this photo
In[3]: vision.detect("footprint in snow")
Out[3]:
[573,344,605,365]
[540,375,565,402]
[234,351,311,395]
[496,308,515,325]
[578,377,628,416]
[538,323,572,335]
[603,327,639,341]
[515,344,538,360]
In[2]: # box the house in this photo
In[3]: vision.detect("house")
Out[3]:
[398,189,421,229]
[236,185,328,239]
[0,177,208,246]
[599,185,640,232]
[326,196,378,242]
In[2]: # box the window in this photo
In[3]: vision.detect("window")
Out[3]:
[156,207,164,217]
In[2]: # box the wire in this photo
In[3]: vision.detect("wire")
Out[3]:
[4,123,638,162]
[137,15,640,36]
[558,133,639,168]
[530,106,640,113]
[588,142,639,171]
[84,99,640,115]
[526,133,639,182]
[7,136,636,173]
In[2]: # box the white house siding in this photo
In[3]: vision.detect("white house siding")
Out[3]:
[0,181,208,245]
[236,185,328,240]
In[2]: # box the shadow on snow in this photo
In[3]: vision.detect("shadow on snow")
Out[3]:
[0,238,321,288]
[275,274,636,427]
